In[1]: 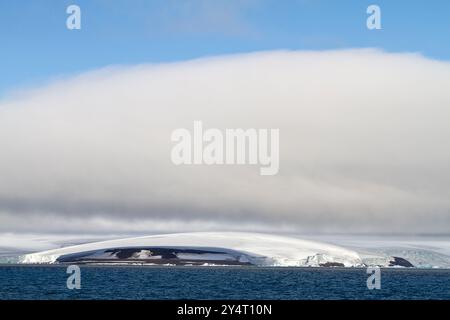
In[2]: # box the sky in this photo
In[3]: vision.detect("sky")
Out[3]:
[1,0,450,96]
[0,1,450,236]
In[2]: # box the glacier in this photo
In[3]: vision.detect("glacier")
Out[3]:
[18,232,414,267]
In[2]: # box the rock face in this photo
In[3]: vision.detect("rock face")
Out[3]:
[389,256,414,267]
[56,247,252,266]
[319,262,345,267]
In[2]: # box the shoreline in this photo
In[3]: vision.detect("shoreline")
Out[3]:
[0,263,448,270]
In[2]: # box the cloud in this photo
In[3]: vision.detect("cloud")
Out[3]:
[1,49,450,235]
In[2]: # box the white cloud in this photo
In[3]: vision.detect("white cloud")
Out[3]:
[1,49,450,234]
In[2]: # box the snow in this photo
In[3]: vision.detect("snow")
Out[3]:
[12,232,450,268]
[175,253,236,261]
[20,232,364,267]
[301,235,450,268]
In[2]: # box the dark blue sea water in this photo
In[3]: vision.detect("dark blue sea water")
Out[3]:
[0,265,449,300]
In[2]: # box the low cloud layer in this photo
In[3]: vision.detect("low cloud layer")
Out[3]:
[1,49,450,234]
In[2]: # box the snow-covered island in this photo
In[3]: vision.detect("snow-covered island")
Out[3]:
[20,232,414,267]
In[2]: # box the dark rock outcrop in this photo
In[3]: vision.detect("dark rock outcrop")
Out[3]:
[319,262,345,267]
[389,256,414,267]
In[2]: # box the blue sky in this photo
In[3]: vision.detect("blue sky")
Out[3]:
[0,0,449,96]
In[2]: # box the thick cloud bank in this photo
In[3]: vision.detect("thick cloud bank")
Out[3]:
[1,49,449,234]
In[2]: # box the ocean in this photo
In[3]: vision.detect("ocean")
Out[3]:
[0,265,449,300]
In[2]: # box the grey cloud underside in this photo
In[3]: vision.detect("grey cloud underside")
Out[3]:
[1,49,450,234]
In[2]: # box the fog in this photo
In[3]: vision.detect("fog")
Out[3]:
[1,49,449,234]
